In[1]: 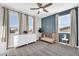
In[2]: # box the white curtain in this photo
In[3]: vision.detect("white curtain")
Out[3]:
[21,14,27,33]
[33,17,35,33]
[55,14,59,42]
[18,13,22,34]
[3,8,9,48]
[26,15,28,32]
[69,9,77,47]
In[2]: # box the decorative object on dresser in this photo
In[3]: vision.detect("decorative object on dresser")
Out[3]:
[40,32,57,43]
[38,28,43,40]
[38,28,43,33]
[23,31,28,34]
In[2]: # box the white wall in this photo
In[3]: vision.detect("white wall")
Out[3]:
[78,4,79,46]
[78,4,79,51]
[0,7,4,43]
[35,17,41,40]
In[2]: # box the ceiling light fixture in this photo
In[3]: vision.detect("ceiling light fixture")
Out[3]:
[39,8,43,12]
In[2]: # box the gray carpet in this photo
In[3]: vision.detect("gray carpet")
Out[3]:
[7,41,79,56]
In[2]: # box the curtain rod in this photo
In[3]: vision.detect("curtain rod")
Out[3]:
[2,6,35,17]
[42,6,78,18]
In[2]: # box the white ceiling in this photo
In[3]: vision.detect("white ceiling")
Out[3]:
[0,3,78,18]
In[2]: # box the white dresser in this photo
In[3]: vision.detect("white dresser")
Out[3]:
[14,34,37,48]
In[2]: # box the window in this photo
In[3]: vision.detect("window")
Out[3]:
[9,11,19,34]
[28,16,33,33]
[59,14,71,28]
[9,10,19,47]
[58,13,71,44]
[58,14,71,33]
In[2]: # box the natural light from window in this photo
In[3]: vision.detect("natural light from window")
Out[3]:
[28,16,33,33]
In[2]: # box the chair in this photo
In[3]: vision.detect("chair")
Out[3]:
[41,33,57,43]
[62,34,68,43]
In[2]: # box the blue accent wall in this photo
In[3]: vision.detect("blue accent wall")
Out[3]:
[42,15,56,33]
[42,10,70,33]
